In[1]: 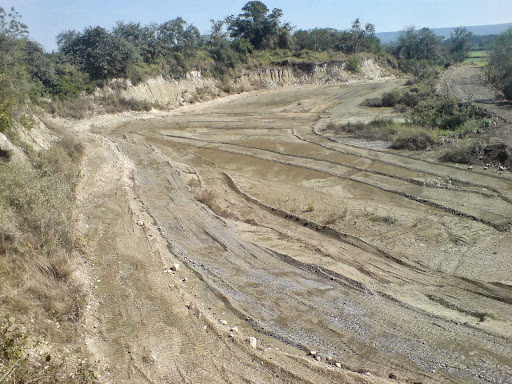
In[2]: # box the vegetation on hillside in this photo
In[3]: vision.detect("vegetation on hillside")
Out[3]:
[2,1,511,126]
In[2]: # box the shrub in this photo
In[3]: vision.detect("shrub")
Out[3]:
[391,131,435,150]
[361,98,383,107]
[126,62,160,85]
[346,56,361,72]
[410,95,481,130]
[47,98,96,119]
[400,91,420,107]
[382,91,401,107]
[99,94,154,113]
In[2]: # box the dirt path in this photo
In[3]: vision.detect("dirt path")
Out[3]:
[441,65,512,124]
[73,79,512,383]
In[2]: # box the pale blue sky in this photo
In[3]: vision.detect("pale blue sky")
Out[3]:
[4,0,512,51]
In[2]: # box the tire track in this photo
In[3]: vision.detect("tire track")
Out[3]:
[154,132,511,231]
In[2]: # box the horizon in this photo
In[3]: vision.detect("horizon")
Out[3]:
[3,0,511,51]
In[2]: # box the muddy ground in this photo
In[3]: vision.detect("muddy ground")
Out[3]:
[70,66,512,383]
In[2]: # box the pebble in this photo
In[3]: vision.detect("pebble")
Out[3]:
[185,302,191,309]
[229,333,235,338]
[335,362,342,368]
[468,165,473,170]
[136,219,144,226]
[309,350,317,356]
[171,263,180,271]
[315,356,321,361]
[483,166,488,170]
[249,337,257,349]
[220,320,228,325]
[326,356,332,362]
[230,326,239,333]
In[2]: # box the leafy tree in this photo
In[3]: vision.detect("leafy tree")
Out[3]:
[488,29,512,100]
[112,21,155,62]
[0,7,32,133]
[25,40,55,87]
[448,27,473,62]
[58,26,140,81]
[157,17,201,56]
[207,20,240,75]
[392,26,445,62]
[226,1,288,50]
[348,18,378,53]
[49,63,94,99]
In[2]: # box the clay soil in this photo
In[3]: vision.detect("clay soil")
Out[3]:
[69,69,512,383]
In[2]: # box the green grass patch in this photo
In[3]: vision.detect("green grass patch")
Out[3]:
[464,50,489,66]
[467,50,489,58]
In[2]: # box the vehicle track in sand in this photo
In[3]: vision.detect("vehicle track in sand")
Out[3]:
[76,76,512,383]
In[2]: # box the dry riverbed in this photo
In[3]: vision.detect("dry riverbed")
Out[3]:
[70,75,512,383]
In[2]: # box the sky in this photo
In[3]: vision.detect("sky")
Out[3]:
[3,0,512,51]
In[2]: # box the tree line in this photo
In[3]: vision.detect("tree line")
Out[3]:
[1,1,511,131]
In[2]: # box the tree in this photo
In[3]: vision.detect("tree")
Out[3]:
[157,17,201,54]
[392,26,444,62]
[207,19,240,75]
[0,7,32,133]
[488,29,512,100]
[58,26,140,81]
[112,21,155,62]
[448,27,473,62]
[348,18,377,53]
[225,1,288,49]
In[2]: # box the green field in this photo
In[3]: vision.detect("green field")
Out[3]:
[464,50,489,66]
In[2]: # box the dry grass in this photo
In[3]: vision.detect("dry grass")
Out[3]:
[47,94,156,119]
[322,210,347,226]
[195,189,237,219]
[0,134,95,382]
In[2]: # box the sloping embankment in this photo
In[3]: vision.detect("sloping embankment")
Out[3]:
[101,59,390,108]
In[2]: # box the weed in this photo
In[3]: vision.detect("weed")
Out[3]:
[367,213,397,224]
[0,316,97,383]
[322,210,347,226]
[305,204,315,212]
[346,56,362,72]
[195,189,236,219]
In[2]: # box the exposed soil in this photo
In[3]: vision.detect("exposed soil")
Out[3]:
[68,72,512,383]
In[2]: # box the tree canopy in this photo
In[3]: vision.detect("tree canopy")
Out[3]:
[488,29,512,99]
[225,1,290,50]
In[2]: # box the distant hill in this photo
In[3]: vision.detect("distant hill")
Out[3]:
[376,22,512,44]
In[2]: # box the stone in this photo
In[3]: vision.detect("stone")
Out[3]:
[136,219,144,226]
[230,326,239,333]
[185,302,191,309]
[220,320,228,325]
[309,350,317,356]
[468,165,473,170]
[335,363,341,368]
[315,356,321,361]
[326,356,332,362]
[171,263,180,271]
[249,337,257,349]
